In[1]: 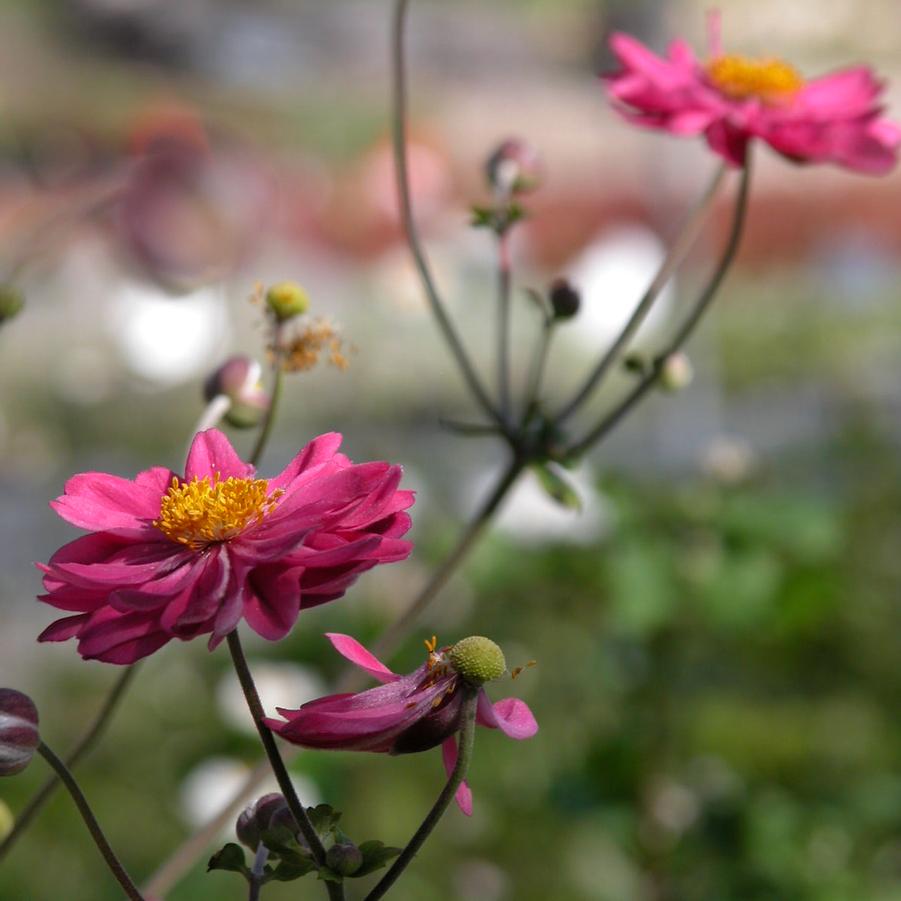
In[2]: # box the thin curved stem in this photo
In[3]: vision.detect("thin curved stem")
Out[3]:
[225,630,345,901]
[249,322,285,467]
[248,842,270,901]
[36,742,145,901]
[568,160,752,458]
[363,686,479,901]
[497,231,513,424]
[365,455,524,668]
[522,316,554,421]
[554,163,727,425]
[392,0,503,432]
[0,664,138,862]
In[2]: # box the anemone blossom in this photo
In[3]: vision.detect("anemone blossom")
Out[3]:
[265,633,538,815]
[38,431,413,664]
[605,12,900,173]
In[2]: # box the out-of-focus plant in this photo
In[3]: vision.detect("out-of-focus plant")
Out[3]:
[0,3,898,900]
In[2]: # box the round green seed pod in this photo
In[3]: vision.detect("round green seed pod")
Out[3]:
[449,636,506,685]
[266,281,310,321]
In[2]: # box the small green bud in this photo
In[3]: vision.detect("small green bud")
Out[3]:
[0,287,24,324]
[326,842,363,876]
[266,281,310,322]
[449,636,506,685]
[658,352,694,392]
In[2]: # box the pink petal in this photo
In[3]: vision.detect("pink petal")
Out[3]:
[476,692,538,740]
[38,613,90,643]
[51,471,167,533]
[442,737,473,816]
[183,429,254,482]
[243,564,304,641]
[269,432,345,493]
[325,633,397,683]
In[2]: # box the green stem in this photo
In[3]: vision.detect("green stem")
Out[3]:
[0,664,137,862]
[497,231,513,424]
[36,742,145,901]
[568,160,752,458]
[522,316,554,422]
[391,0,503,432]
[363,687,479,901]
[249,322,285,467]
[225,630,345,901]
[365,456,524,668]
[554,163,727,425]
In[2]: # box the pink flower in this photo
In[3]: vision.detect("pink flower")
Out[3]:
[265,633,538,816]
[37,431,414,664]
[605,12,900,173]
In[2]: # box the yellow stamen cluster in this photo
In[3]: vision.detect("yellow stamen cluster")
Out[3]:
[707,54,804,103]
[154,475,282,549]
[279,319,350,373]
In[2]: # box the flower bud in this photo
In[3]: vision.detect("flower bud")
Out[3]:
[0,286,24,324]
[204,356,270,429]
[659,352,694,392]
[485,139,542,197]
[0,689,40,776]
[449,636,506,686]
[549,278,580,319]
[326,841,363,876]
[236,793,290,850]
[266,281,310,322]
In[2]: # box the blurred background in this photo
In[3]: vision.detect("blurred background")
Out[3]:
[1,0,901,898]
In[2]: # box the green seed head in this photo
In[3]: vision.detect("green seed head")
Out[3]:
[449,636,506,685]
[265,281,310,322]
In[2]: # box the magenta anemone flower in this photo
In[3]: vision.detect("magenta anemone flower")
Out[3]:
[265,633,538,816]
[37,430,413,664]
[605,11,900,173]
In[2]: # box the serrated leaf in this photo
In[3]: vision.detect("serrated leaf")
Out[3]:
[307,804,342,840]
[533,463,582,511]
[260,826,313,864]
[207,843,250,879]
[352,840,403,877]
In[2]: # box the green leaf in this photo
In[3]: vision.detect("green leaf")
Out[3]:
[533,462,582,511]
[469,205,496,228]
[317,867,345,883]
[207,843,250,879]
[259,826,314,866]
[307,804,342,841]
[352,840,403,877]
[262,855,317,883]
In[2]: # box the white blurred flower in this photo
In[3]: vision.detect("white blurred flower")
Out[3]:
[108,280,230,385]
[702,435,757,484]
[217,661,327,735]
[481,464,610,546]
[562,225,674,353]
[179,756,320,830]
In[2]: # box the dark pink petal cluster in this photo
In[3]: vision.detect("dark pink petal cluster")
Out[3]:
[605,16,900,173]
[265,633,538,815]
[37,431,413,664]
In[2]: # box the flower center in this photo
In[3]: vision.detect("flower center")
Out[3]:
[154,475,281,549]
[707,54,804,103]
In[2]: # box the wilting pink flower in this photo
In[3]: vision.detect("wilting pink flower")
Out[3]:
[265,633,538,816]
[38,431,413,664]
[605,12,900,173]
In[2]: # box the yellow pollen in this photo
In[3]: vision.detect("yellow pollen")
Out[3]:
[154,474,282,549]
[707,54,804,103]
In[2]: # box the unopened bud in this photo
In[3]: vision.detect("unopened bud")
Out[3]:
[204,356,270,429]
[449,636,506,686]
[659,352,694,392]
[326,841,363,876]
[236,793,290,850]
[549,278,580,319]
[0,689,40,777]
[0,286,24,324]
[266,281,310,322]
[485,139,542,197]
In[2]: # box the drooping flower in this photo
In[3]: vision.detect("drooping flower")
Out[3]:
[37,431,414,664]
[265,633,538,816]
[605,12,900,173]
[0,689,40,777]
